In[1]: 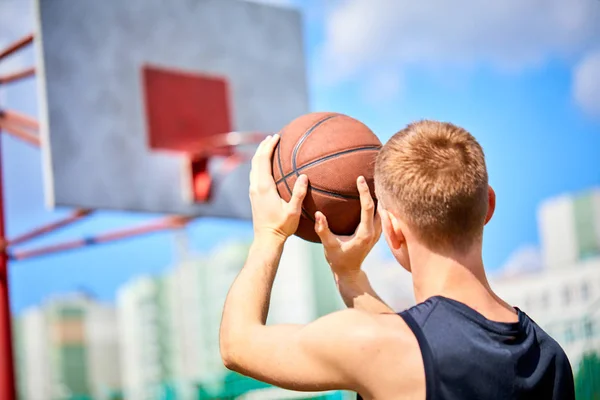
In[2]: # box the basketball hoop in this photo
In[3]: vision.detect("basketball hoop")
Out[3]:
[186,131,271,203]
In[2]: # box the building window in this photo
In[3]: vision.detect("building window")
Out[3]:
[565,325,575,343]
[562,286,571,306]
[540,292,550,309]
[584,320,593,338]
[581,282,590,301]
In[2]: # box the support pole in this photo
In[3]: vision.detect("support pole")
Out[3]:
[0,67,36,85]
[8,209,92,247]
[0,121,39,147]
[0,132,16,400]
[0,110,39,131]
[0,34,35,396]
[9,216,192,261]
[0,34,33,60]
[0,110,40,147]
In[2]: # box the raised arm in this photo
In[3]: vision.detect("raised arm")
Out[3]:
[314,177,394,314]
[220,134,377,392]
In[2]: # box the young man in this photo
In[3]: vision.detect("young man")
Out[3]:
[220,120,575,399]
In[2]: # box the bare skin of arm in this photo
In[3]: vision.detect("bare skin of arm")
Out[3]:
[219,135,423,399]
[220,232,380,392]
[314,177,394,314]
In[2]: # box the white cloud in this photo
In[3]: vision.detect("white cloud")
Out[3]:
[243,0,295,7]
[361,69,404,104]
[573,50,600,118]
[315,0,600,106]
[497,245,543,278]
[320,0,600,80]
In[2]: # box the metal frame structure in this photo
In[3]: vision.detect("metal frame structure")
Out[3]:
[0,34,205,400]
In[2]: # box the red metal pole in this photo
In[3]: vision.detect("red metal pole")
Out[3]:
[9,216,192,261]
[0,34,33,61]
[0,110,39,131]
[8,209,92,247]
[0,121,39,147]
[0,37,35,397]
[0,132,16,400]
[0,67,36,85]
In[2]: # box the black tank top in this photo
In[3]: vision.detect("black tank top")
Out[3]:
[357,296,575,400]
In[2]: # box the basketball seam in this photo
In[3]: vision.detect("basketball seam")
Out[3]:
[292,114,340,223]
[276,135,313,224]
[277,144,310,222]
[275,145,381,185]
[280,114,339,223]
[291,115,339,176]
[311,186,360,200]
[276,136,291,196]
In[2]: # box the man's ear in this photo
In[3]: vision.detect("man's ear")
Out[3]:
[485,186,496,225]
[380,207,405,250]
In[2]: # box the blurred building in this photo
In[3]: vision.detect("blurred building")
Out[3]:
[117,275,172,400]
[493,187,600,369]
[539,188,600,269]
[14,292,121,400]
[493,258,600,368]
[269,235,345,325]
[116,233,346,400]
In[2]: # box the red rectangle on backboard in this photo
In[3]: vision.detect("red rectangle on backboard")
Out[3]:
[142,64,233,154]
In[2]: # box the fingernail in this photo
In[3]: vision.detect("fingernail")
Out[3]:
[358,176,366,184]
[299,174,308,184]
[273,133,280,140]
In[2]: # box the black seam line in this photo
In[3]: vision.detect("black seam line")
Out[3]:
[275,145,381,185]
[310,186,360,200]
[278,115,337,223]
[291,114,339,177]
[276,136,291,196]
[293,114,338,223]
[277,142,311,222]
[302,208,315,222]
[291,114,339,222]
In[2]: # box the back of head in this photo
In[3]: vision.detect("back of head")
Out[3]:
[375,120,489,252]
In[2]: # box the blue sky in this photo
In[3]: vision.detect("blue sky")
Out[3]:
[1,0,599,313]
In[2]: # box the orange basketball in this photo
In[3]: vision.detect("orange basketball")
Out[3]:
[272,112,381,242]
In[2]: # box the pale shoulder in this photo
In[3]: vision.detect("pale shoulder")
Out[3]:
[350,311,425,398]
[308,308,418,346]
[306,309,423,396]
[306,308,413,338]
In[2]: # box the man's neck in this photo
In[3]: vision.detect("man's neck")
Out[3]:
[408,242,517,320]
[410,243,491,304]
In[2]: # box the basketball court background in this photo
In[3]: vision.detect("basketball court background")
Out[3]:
[2,0,600,399]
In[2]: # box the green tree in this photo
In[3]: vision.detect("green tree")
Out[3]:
[575,352,600,400]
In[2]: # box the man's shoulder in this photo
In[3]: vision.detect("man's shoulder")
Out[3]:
[522,315,576,397]
[319,309,420,359]
[525,315,573,366]
[327,310,425,398]
[323,309,415,339]
[397,296,444,326]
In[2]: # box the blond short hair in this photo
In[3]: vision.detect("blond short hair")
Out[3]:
[375,120,489,250]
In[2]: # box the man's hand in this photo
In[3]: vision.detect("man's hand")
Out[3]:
[249,134,308,240]
[314,176,392,313]
[314,176,381,279]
